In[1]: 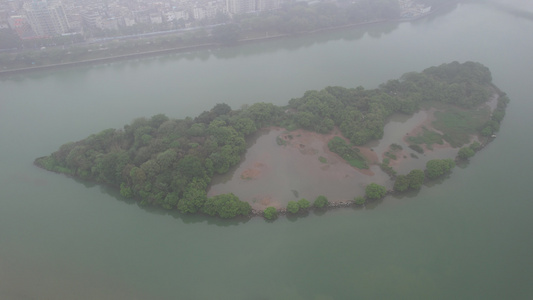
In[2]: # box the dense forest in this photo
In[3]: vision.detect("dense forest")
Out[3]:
[35,61,507,218]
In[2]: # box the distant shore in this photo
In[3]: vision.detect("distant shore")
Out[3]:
[0,5,448,77]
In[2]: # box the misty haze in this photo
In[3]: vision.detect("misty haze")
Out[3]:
[1,0,533,299]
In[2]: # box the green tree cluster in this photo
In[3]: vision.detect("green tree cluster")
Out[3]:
[457,146,475,160]
[263,207,278,220]
[286,198,311,214]
[393,169,425,192]
[313,195,329,209]
[327,137,368,169]
[35,104,253,218]
[365,183,387,200]
[202,193,251,218]
[425,159,455,179]
[286,201,300,214]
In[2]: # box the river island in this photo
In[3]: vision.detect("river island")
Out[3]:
[35,61,509,220]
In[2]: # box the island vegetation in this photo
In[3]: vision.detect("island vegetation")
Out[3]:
[35,61,509,220]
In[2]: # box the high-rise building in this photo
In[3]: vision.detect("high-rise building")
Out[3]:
[23,0,70,38]
[8,15,35,39]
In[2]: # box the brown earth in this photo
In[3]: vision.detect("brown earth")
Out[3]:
[276,127,378,175]
[240,162,266,180]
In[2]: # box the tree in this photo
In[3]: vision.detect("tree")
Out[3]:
[150,114,169,128]
[406,169,425,190]
[177,178,207,213]
[425,159,455,179]
[202,193,251,218]
[245,102,280,127]
[156,149,177,169]
[393,175,410,192]
[263,207,278,220]
[120,183,133,198]
[313,195,329,209]
[297,198,310,210]
[161,192,180,209]
[211,103,232,116]
[287,201,300,214]
[231,117,257,136]
[365,183,387,200]
[470,141,481,151]
[457,146,475,160]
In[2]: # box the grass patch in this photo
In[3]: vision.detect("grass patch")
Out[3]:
[328,136,368,169]
[407,127,444,148]
[348,158,368,169]
[318,156,327,163]
[433,107,490,147]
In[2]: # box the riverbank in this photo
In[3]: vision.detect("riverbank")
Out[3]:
[0,3,452,77]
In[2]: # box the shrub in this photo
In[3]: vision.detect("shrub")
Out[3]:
[354,196,366,205]
[263,207,278,220]
[425,159,455,179]
[297,198,310,210]
[470,141,481,151]
[407,169,425,190]
[393,175,410,192]
[365,183,387,200]
[313,195,329,209]
[287,201,300,214]
[457,146,475,160]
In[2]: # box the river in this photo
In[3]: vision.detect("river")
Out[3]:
[2,0,533,298]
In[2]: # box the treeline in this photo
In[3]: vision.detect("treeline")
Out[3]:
[35,102,284,218]
[35,61,500,218]
[289,61,495,145]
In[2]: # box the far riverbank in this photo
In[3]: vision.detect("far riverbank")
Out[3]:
[0,3,454,77]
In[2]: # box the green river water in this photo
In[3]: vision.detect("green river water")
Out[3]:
[1,1,533,298]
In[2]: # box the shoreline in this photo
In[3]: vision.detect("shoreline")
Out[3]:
[0,5,450,77]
